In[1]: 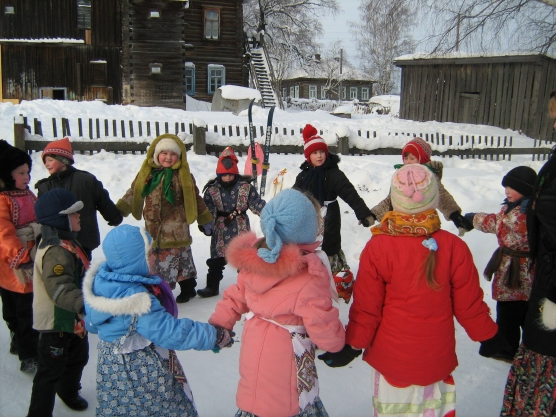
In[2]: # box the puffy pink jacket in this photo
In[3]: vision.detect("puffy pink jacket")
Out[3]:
[209,232,345,417]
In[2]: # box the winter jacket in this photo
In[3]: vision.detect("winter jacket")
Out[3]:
[35,166,122,252]
[0,189,37,293]
[83,226,217,350]
[523,157,556,356]
[209,232,345,417]
[203,177,265,258]
[472,199,532,301]
[346,230,497,387]
[371,161,461,222]
[294,153,372,256]
[33,236,88,333]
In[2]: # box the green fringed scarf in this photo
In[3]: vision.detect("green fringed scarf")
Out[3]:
[141,168,175,206]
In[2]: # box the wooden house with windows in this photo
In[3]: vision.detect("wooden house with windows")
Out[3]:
[0,0,247,109]
[394,52,556,141]
[280,62,375,102]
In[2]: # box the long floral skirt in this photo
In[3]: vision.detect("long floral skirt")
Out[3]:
[96,340,198,417]
[152,246,197,289]
[500,344,556,416]
[234,396,328,417]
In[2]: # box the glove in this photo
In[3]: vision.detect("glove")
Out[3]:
[463,213,476,227]
[17,261,33,270]
[318,344,362,368]
[213,326,236,353]
[198,222,214,236]
[479,332,511,358]
[108,213,124,227]
[449,211,474,236]
[360,214,376,228]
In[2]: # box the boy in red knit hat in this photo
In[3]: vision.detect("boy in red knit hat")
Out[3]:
[294,124,374,303]
[35,137,122,259]
[198,147,266,297]
[369,137,472,235]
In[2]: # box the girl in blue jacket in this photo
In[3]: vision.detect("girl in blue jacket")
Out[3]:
[83,224,234,417]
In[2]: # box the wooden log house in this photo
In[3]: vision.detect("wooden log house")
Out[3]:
[394,53,556,141]
[0,0,247,109]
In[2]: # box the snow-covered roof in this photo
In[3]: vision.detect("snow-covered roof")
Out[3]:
[395,51,556,65]
[284,63,374,82]
[0,38,85,44]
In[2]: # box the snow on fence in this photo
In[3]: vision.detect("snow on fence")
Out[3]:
[18,116,554,161]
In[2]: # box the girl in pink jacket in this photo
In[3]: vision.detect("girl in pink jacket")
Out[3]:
[209,188,345,417]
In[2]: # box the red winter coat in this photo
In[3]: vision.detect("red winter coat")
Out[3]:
[346,229,497,387]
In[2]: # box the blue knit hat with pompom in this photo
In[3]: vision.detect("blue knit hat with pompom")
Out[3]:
[258,188,319,263]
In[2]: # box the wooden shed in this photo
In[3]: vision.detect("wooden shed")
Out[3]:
[394,53,556,141]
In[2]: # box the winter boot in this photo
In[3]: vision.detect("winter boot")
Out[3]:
[197,257,226,298]
[20,356,38,373]
[9,331,17,355]
[176,278,197,303]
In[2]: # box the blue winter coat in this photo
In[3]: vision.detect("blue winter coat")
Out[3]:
[83,224,216,351]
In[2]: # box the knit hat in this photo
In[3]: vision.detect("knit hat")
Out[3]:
[391,164,439,214]
[42,137,74,165]
[102,225,152,277]
[216,147,239,175]
[402,137,432,164]
[502,166,537,197]
[0,140,32,189]
[303,124,328,163]
[153,137,182,167]
[258,188,319,263]
[35,188,83,231]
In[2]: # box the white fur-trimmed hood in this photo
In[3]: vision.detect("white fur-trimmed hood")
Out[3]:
[82,258,152,317]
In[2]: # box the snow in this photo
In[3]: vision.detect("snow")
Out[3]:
[395,51,555,61]
[368,95,401,116]
[219,85,261,101]
[0,98,551,417]
[0,38,85,43]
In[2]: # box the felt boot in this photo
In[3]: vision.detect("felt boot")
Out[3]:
[176,278,197,303]
[197,257,226,298]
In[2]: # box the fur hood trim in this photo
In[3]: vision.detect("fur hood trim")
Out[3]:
[82,258,152,317]
[226,232,328,283]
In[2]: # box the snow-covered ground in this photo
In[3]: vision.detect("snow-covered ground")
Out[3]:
[0,98,551,416]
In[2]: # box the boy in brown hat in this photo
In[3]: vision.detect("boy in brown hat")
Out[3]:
[35,137,122,259]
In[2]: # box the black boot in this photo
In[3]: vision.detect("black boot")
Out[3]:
[176,278,197,303]
[197,257,226,298]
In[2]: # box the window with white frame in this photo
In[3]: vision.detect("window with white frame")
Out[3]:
[289,87,294,98]
[282,88,287,98]
[342,87,346,100]
[361,87,369,101]
[185,63,195,95]
[321,86,328,99]
[350,87,357,100]
[309,85,317,99]
[204,8,220,40]
[294,85,299,98]
[207,65,225,94]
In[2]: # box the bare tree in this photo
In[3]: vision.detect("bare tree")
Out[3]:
[416,0,556,54]
[243,0,340,62]
[351,0,415,95]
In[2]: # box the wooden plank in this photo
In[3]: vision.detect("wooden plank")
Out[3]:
[514,62,529,132]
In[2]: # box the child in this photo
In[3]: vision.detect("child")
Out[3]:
[369,137,472,235]
[198,147,266,297]
[463,166,537,363]
[35,137,123,259]
[117,134,213,303]
[319,164,507,417]
[0,140,40,372]
[209,188,345,417]
[294,124,373,302]
[83,224,233,416]
[28,188,90,416]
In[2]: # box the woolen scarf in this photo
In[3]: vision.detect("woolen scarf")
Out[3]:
[301,165,326,205]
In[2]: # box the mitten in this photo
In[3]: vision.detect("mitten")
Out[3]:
[464,213,476,226]
[108,213,124,227]
[449,211,474,236]
[541,298,556,330]
[198,222,214,236]
[360,214,376,228]
[318,344,362,367]
[213,326,236,353]
[479,332,511,358]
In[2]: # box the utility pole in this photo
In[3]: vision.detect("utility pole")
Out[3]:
[455,13,461,52]
[338,48,343,104]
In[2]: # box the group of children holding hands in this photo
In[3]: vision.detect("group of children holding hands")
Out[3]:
[0,112,554,417]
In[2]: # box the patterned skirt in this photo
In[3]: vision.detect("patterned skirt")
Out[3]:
[96,340,198,417]
[371,369,456,417]
[152,246,197,289]
[234,396,328,417]
[500,344,556,416]
[328,249,350,276]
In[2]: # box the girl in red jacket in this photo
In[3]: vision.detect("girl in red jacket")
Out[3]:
[319,164,507,417]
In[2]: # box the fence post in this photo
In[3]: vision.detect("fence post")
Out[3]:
[193,120,207,155]
[14,115,25,151]
[337,135,350,155]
